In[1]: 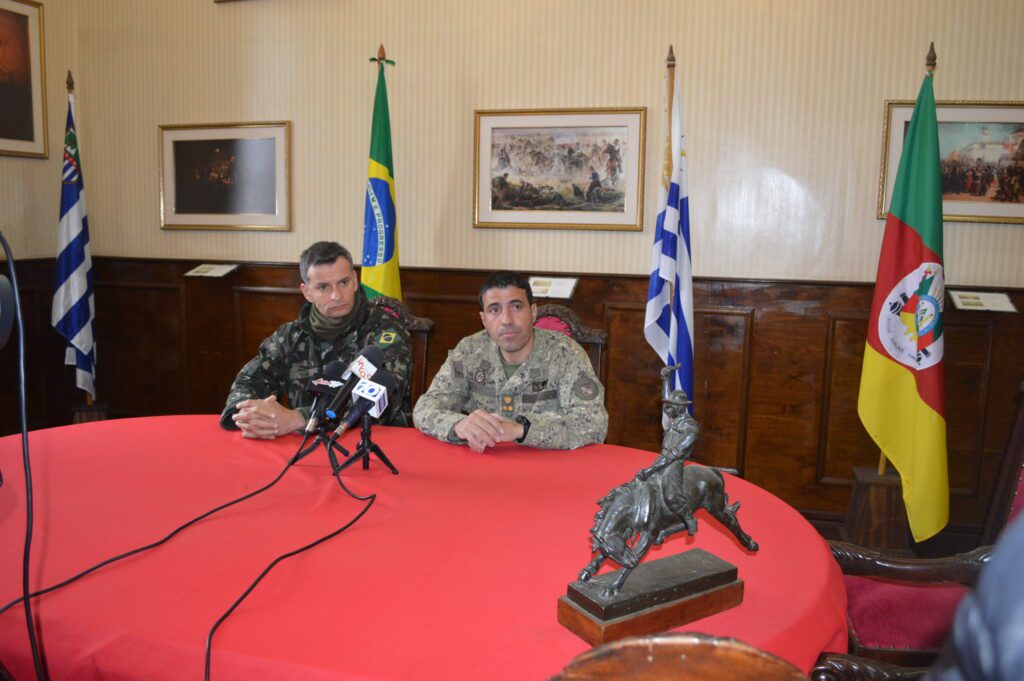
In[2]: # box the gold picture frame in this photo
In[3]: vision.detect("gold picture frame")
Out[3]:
[0,0,47,158]
[878,100,1024,224]
[474,108,646,231]
[159,121,292,232]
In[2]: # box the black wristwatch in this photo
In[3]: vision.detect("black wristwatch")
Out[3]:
[514,415,531,443]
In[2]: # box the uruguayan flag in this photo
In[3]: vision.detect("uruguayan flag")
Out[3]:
[644,61,694,412]
[51,94,96,399]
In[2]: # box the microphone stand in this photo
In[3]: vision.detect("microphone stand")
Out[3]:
[333,415,398,475]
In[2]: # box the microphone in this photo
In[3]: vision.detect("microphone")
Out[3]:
[304,360,347,434]
[332,369,398,438]
[321,345,388,423]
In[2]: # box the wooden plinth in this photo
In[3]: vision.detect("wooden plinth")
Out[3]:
[841,466,912,554]
[558,550,744,646]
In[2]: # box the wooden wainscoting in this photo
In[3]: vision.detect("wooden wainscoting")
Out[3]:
[3,257,1023,546]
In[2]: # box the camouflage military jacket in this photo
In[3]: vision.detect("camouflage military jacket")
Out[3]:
[413,328,607,450]
[220,299,412,431]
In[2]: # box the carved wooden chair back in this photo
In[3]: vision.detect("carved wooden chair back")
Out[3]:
[981,380,1024,544]
[533,304,607,386]
[818,384,1024,677]
[552,632,805,681]
[367,295,434,407]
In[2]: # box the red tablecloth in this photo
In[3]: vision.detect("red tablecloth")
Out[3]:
[0,416,846,679]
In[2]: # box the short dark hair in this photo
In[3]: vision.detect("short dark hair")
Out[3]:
[478,271,534,310]
[299,242,353,283]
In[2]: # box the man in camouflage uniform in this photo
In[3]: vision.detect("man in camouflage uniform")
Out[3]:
[413,271,607,451]
[221,241,412,439]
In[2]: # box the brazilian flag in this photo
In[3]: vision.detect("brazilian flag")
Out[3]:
[361,57,401,300]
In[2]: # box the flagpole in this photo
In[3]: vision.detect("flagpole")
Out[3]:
[65,69,96,411]
[877,42,937,478]
[664,45,676,305]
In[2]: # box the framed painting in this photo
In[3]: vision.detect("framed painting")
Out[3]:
[878,100,1024,224]
[474,108,646,231]
[159,121,292,231]
[0,0,47,158]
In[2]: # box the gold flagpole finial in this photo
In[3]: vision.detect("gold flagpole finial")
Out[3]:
[666,45,675,69]
[370,43,395,66]
[926,42,937,73]
[66,70,75,93]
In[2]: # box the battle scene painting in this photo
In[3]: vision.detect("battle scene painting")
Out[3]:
[490,126,628,213]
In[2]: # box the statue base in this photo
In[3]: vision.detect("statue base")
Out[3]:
[557,549,743,646]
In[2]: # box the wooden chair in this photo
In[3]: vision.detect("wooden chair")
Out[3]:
[812,381,1024,677]
[551,632,806,681]
[367,295,435,407]
[534,304,608,385]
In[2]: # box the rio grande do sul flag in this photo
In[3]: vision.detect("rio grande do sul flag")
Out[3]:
[858,71,948,542]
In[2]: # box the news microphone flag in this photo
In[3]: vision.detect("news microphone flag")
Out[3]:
[858,60,948,542]
[644,48,694,412]
[51,92,97,399]
[361,46,401,301]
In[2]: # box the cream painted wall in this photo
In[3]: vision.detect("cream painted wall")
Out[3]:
[1,0,1022,286]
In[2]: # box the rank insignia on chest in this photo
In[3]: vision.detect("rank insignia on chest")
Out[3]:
[473,369,487,384]
[377,331,397,346]
[501,394,514,413]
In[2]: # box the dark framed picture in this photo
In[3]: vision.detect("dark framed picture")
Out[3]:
[0,0,47,158]
[159,122,292,231]
[878,100,1024,224]
[474,108,646,231]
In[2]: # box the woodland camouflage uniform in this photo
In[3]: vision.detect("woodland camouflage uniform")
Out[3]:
[220,297,412,430]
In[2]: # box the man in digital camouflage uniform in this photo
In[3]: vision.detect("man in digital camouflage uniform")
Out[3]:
[221,241,412,439]
[413,271,607,452]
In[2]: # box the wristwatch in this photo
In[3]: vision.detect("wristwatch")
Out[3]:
[514,415,531,443]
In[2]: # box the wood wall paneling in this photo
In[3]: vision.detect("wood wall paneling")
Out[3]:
[5,257,1024,549]
[0,262,75,435]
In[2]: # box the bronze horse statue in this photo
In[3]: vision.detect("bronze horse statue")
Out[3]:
[578,462,759,598]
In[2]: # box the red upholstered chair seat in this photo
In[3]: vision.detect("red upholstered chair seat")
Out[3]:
[534,315,572,336]
[844,575,967,653]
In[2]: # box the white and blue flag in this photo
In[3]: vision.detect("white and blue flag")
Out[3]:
[51,93,96,399]
[644,58,694,412]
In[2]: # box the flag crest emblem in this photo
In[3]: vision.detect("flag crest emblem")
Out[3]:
[878,263,944,370]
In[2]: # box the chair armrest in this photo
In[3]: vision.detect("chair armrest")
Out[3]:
[829,540,992,586]
[810,653,928,681]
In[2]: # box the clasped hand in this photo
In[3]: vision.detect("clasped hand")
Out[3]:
[453,410,524,453]
[232,395,305,439]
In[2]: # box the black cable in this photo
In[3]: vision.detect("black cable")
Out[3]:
[204,435,379,680]
[327,436,374,501]
[203,492,376,680]
[0,231,46,680]
[0,433,316,619]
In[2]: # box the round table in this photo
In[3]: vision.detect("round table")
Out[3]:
[0,416,846,679]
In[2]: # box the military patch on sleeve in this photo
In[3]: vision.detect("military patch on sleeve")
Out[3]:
[377,330,398,346]
[573,375,599,401]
